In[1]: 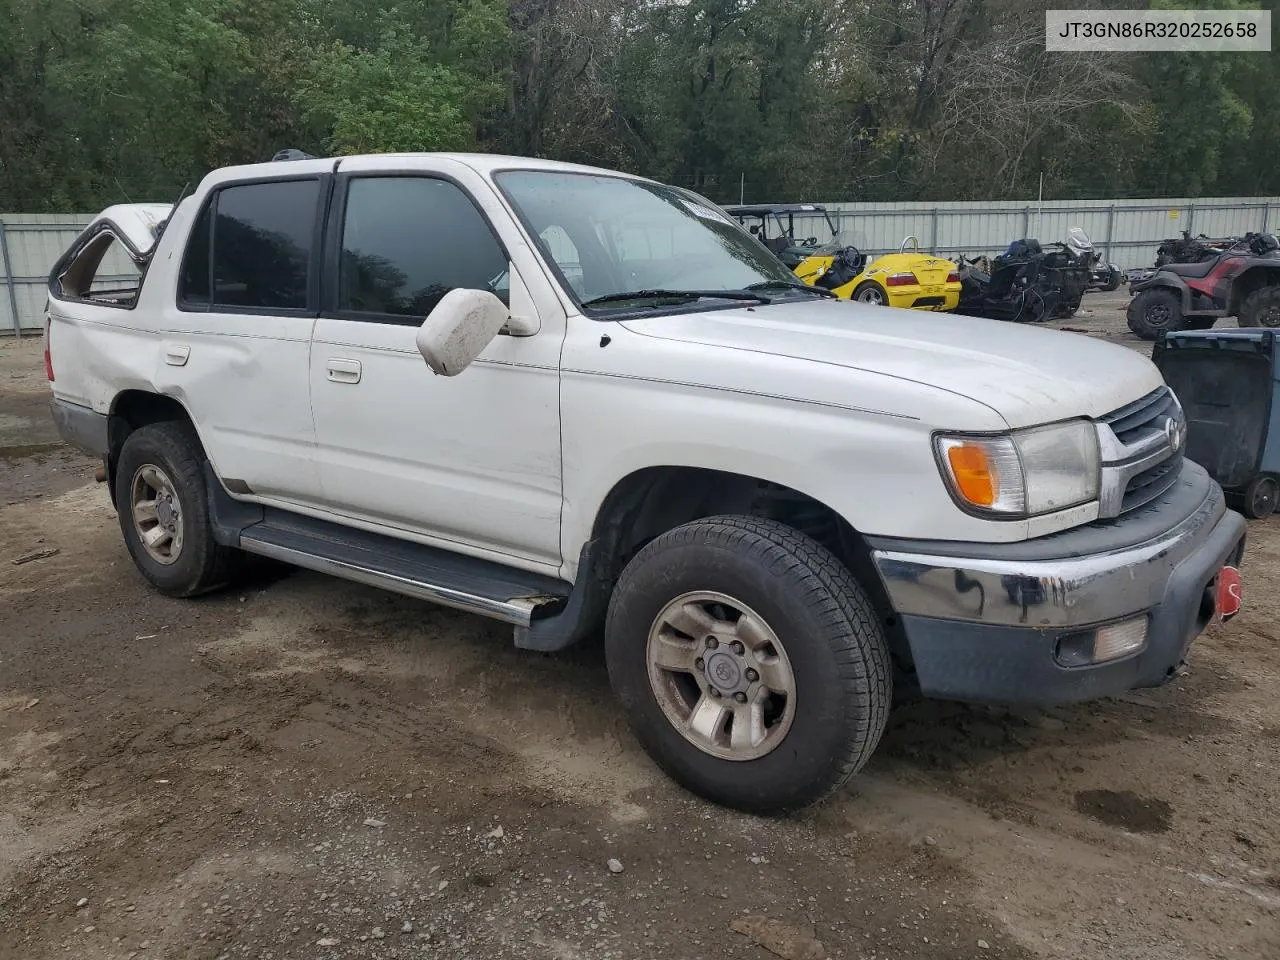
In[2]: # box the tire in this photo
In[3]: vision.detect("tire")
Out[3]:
[1237,286,1280,328]
[604,515,891,813]
[114,421,239,598]
[852,281,887,306]
[1127,288,1183,340]
[1103,268,1122,293]
[1242,474,1278,519]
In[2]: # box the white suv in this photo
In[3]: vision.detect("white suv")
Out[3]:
[45,152,1246,812]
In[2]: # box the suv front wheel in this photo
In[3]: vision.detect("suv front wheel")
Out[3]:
[115,422,238,598]
[604,515,891,813]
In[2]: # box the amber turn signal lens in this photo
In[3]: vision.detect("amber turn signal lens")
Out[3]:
[946,444,995,507]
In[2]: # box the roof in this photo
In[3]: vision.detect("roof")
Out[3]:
[198,152,656,192]
[722,203,829,217]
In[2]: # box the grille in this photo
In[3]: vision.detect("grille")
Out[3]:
[1098,386,1185,517]
[1122,455,1183,512]
[1104,387,1181,446]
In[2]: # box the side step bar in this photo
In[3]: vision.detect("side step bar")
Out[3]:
[204,464,598,649]
[239,534,560,626]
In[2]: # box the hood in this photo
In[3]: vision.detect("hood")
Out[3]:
[618,299,1163,429]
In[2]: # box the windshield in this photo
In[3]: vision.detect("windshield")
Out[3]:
[1066,226,1093,253]
[812,230,864,255]
[494,171,798,308]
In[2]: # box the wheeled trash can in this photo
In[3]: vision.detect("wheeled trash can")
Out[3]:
[1153,328,1280,519]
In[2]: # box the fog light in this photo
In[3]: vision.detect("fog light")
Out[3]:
[1093,617,1148,662]
[1055,616,1149,667]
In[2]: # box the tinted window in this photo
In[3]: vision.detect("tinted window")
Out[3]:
[211,179,318,310]
[339,177,507,318]
[179,203,211,306]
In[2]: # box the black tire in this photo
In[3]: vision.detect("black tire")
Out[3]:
[1102,268,1122,293]
[852,280,887,306]
[604,515,891,813]
[1238,286,1280,328]
[1127,288,1184,340]
[114,421,239,598]
[1243,474,1278,519]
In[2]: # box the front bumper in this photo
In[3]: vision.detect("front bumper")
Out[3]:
[868,460,1247,704]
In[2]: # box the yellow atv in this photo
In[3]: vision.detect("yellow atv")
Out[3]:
[724,203,962,311]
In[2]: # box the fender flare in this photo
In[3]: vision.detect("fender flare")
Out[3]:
[1133,275,1193,313]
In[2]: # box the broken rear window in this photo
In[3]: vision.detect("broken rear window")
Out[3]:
[52,231,144,308]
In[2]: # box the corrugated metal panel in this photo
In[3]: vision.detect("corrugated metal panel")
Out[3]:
[6,196,1280,333]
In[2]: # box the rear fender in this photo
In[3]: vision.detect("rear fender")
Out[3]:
[1227,263,1280,314]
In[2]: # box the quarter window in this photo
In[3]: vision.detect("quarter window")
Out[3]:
[338,177,508,319]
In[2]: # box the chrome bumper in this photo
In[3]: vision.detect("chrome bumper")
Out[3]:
[870,463,1244,630]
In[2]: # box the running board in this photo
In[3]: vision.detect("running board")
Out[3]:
[234,512,570,627]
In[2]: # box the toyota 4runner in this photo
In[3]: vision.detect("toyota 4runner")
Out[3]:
[44,152,1247,812]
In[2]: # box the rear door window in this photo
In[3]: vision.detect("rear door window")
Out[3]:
[337,177,508,320]
[179,178,320,312]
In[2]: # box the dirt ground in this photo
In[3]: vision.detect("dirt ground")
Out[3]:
[1,295,1277,960]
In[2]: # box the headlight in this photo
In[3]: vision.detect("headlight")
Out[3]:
[934,420,1100,518]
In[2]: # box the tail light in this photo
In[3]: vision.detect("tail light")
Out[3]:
[946,271,961,284]
[43,315,54,381]
[885,272,917,287]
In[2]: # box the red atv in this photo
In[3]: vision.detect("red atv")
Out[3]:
[1127,232,1280,340]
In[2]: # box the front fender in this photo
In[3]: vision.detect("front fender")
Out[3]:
[1132,274,1195,313]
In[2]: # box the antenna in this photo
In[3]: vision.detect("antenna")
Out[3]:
[154,180,192,240]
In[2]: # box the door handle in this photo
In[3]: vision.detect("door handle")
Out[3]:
[164,344,190,367]
[326,358,362,384]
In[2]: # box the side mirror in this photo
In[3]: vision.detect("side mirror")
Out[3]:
[415,289,509,377]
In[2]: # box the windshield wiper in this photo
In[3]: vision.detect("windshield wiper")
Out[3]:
[745,279,837,299]
[581,289,772,307]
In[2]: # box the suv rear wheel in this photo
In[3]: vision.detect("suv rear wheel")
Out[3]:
[115,422,238,597]
[604,515,891,813]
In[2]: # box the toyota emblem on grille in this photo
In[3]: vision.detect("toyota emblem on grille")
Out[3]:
[1164,415,1186,452]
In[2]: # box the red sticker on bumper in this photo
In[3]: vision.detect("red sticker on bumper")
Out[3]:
[1216,566,1242,622]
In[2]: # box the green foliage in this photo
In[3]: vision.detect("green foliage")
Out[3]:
[1,0,1278,210]
[298,32,474,154]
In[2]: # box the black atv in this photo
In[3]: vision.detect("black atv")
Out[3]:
[953,229,1093,323]
[1126,232,1280,340]
[1127,232,1245,286]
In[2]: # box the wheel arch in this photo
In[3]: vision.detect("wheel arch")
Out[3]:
[106,390,206,501]
[1231,265,1280,315]
[576,464,908,662]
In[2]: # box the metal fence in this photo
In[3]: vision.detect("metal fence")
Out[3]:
[5,196,1280,334]
[0,214,141,337]
[784,197,1280,265]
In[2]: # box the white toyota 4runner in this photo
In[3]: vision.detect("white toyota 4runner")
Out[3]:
[45,153,1246,812]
